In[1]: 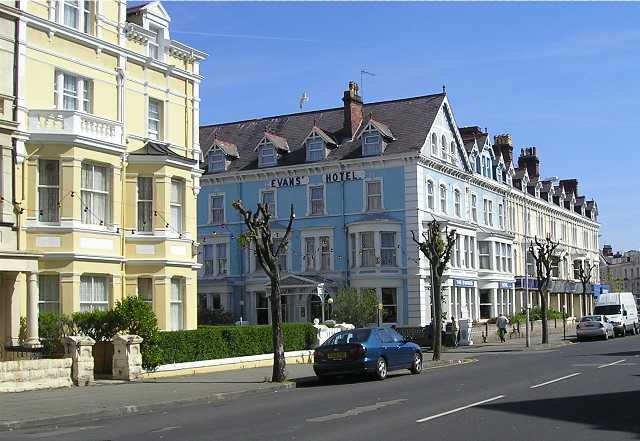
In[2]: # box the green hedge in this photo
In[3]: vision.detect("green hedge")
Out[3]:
[158,323,316,365]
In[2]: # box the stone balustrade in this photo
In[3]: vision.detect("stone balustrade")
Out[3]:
[28,109,124,146]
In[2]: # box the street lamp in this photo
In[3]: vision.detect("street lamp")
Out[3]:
[327,297,333,321]
[239,299,245,326]
[317,284,327,323]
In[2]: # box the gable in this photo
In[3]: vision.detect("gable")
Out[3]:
[423,99,472,173]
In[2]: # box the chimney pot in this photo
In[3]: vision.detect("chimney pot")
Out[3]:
[343,81,363,138]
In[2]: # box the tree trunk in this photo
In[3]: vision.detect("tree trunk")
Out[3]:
[269,277,286,382]
[540,288,549,344]
[581,283,588,317]
[432,274,442,362]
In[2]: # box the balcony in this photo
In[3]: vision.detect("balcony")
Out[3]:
[28,110,124,149]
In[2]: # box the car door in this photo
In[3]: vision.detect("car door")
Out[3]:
[379,329,401,368]
[389,328,414,366]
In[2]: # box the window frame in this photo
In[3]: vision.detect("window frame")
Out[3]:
[471,194,478,223]
[362,131,382,156]
[365,179,383,211]
[54,70,92,112]
[147,98,162,141]
[208,148,226,173]
[137,277,154,309]
[439,184,447,214]
[170,277,185,331]
[360,231,376,268]
[426,179,434,210]
[453,189,461,217]
[380,231,397,267]
[260,188,277,217]
[431,133,438,156]
[479,241,491,270]
[38,159,60,223]
[306,136,326,162]
[38,274,60,315]
[81,162,111,226]
[210,193,225,225]
[308,184,325,216]
[80,275,110,312]
[137,176,153,233]
[170,178,184,233]
[258,142,277,168]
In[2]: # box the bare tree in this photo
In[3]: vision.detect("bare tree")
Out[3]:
[233,200,295,382]
[411,221,456,361]
[577,261,596,317]
[529,235,561,344]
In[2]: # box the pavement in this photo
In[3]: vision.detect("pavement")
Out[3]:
[3,331,640,440]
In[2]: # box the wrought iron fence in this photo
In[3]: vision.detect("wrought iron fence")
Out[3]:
[0,344,44,362]
[395,326,432,348]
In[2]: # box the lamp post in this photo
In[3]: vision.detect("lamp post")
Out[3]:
[239,299,245,326]
[317,284,326,323]
[563,304,567,341]
[327,297,333,321]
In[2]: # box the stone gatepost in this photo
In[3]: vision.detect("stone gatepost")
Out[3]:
[112,334,143,381]
[64,336,96,386]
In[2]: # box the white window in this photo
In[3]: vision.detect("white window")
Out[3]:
[171,179,184,232]
[261,189,276,216]
[216,243,228,275]
[426,180,434,210]
[431,133,438,155]
[450,141,456,164]
[259,143,276,167]
[304,236,316,271]
[455,234,461,267]
[464,236,470,268]
[360,231,375,267]
[39,275,60,315]
[80,275,109,311]
[63,0,79,28]
[309,185,324,215]
[495,243,502,272]
[380,232,397,266]
[498,203,504,229]
[302,235,331,272]
[62,0,92,33]
[203,244,214,275]
[366,180,382,211]
[148,98,162,140]
[454,189,461,217]
[507,244,513,272]
[210,195,224,225]
[138,278,153,309]
[38,160,59,223]
[441,135,447,159]
[488,200,494,226]
[320,236,331,271]
[307,138,325,162]
[137,177,153,232]
[170,277,184,331]
[82,0,92,34]
[440,184,447,214]
[81,163,110,225]
[470,237,476,269]
[363,132,382,156]
[471,194,478,222]
[538,214,544,236]
[479,242,491,270]
[208,149,226,172]
[54,71,92,112]
[148,25,162,60]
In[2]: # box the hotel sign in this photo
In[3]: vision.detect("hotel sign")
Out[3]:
[270,170,365,188]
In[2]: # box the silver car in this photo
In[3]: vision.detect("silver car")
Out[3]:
[576,315,615,341]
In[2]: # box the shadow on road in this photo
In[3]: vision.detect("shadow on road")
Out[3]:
[480,390,640,438]
[294,372,411,388]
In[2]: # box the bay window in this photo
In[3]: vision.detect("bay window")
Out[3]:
[170,179,184,232]
[479,241,491,270]
[80,275,109,311]
[203,244,214,275]
[137,177,153,232]
[498,204,504,229]
[304,237,316,271]
[440,184,447,214]
[38,160,59,223]
[454,189,461,217]
[170,277,184,330]
[366,180,382,211]
[81,163,110,226]
[138,278,153,309]
[302,235,331,272]
[495,242,502,271]
[39,275,60,315]
[350,233,356,268]
[360,231,375,267]
[426,180,434,210]
[471,194,478,222]
[216,243,228,275]
[380,232,397,267]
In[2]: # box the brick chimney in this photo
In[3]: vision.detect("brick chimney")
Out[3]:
[494,134,513,166]
[559,179,578,198]
[517,147,540,179]
[342,81,363,138]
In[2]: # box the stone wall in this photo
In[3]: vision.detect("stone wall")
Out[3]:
[0,358,73,393]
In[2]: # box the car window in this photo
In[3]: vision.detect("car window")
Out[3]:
[379,329,395,344]
[594,305,621,315]
[324,329,371,345]
[388,328,405,343]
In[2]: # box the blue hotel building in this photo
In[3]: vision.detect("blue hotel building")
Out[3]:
[196,82,519,326]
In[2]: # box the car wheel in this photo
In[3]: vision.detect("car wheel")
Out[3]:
[375,357,388,381]
[604,331,609,340]
[410,352,423,375]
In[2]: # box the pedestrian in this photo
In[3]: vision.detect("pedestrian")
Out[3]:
[496,313,509,343]
[450,316,459,347]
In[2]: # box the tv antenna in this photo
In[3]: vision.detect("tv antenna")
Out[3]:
[360,69,376,100]
[299,92,309,110]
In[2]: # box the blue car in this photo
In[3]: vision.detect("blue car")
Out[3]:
[313,328,423,381]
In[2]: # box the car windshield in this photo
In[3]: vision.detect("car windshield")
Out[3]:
[580,316,601,322]
[324,329,371,345]
[594,305,621,315]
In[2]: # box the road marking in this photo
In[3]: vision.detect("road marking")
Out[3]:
[151,426,182,433]
[307,399,406,422]
[416,395,505,423]
[530,372,581,389]
[598,359,626,369]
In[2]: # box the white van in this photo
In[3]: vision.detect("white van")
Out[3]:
[594,292,639,337]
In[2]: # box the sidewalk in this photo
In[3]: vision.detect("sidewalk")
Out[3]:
[443,331,576,355]
[0,353,473,431]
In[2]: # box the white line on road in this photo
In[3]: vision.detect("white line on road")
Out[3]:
[530,372,581,389]
[416,395,505,423]
[597,359,626,369]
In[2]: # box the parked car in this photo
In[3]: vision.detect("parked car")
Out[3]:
[313,328,423,381]
[594,292,639,337]
[576,315,615,341]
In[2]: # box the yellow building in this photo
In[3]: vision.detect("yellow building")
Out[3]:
[0,0,206,347]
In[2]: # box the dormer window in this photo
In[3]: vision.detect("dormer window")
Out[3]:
[362,132,382,156]
[208,149,226,173]
[148,25,162,60]
[259,143,276,167]
[306,138,325,162]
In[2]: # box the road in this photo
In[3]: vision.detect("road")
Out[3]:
[2,334,640,441]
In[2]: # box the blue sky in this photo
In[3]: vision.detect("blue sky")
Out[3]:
[161,1,639,251]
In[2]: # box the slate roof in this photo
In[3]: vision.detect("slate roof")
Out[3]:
[130,142,197,165]
[200,93,446,173]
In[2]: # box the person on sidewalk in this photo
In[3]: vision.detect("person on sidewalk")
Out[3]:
[450,316,459,347]
[496,313,509,343]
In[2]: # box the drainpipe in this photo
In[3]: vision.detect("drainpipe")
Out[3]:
[120,153,127,301]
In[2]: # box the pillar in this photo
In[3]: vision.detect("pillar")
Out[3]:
[24,272,41,348]
[112,334,144,381]
[64,336,95,386]
[491,289,498,318]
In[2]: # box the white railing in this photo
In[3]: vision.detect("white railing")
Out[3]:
[28,110,123,146]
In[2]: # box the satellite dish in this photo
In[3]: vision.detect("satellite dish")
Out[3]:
[299,92,309,110]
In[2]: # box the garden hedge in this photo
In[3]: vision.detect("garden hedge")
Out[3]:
[157,323,317,365]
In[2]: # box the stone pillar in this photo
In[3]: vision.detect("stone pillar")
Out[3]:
[112,334,144,381]
[24,272,41,348]
[491,289,498,318]
[65,336,95,386]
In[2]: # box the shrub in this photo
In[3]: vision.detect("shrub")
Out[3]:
[38,312,74,356]
[72,310,120,342]
[332,287,377,327]
[198,308,235,326]
[158,323,316,365]
[113,296,162,371]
